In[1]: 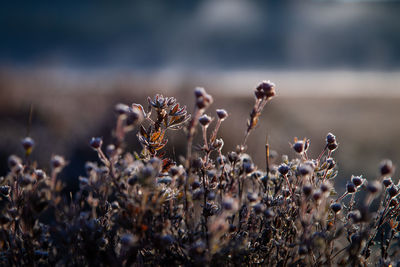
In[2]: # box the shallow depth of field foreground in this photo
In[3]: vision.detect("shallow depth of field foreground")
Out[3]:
[1,81,400,266]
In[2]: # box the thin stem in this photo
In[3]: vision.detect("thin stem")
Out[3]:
[210,119,222,144]
[336,192,349,202]
[317,145,328,165]
[284,174,294,197]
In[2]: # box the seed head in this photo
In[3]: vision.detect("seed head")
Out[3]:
[141,166,154,179]
[367,181,381,194]
[277,164,289,176]
[51,155,65,169]
[128,175,138,185]
[313,190,322,201]
[169,166,181,177]
[326,158,336,170]
[388,185,398,198]
[348,210,362,222]
[253,203,265,214]
[216,109,228,120]
[222,197,237,211]
[0,185,10,196]
[90,137,103,149]
[256,80,276,99]
[346,182,356,193]
[8,155,21,169]
[383,178,392,187]
[331,203,342,213]
[126,107,143,125]
[217,155,227,165]
[243,162,255,173]
[120,234,136,247]
[196,91,213,110]
[298,246,308,255]
[198,114,212,127]
[22,137,35,152]
[320,182,331,193]
[389,198,398,207]
[207,191,216,200]
[297,163,312,176]
[194,87,206,98]
[247,192,258,202]
[326,133,336,144]
[191,181,201,190]
[327,142,338,151]
[293,140,308,154]
[157,176,172,185]
[114,103,130,115]
[228,152,238,163]
[380,159,393,176]
[105,144,116,157]
[254,90,265,100]
[264,208,275,220]
[192,158,203,169]
[302,184,313,196]
[213,138,224,150]
[35,169,46,180]
[351,176,363,187]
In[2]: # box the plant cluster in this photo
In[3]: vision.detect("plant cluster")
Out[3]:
[1,81,400,266]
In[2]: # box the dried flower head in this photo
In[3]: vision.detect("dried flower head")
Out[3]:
[216,109,228,120]
[278,164,290,175]
[388,185,399,198]
[346,182,356,193]
[256,80,276,99]
[380,159,394,176]
[383,177,392,187]
[21,137,35,153]
[292,138,309,154]
[351,175,364,187]
[367,180,382,194]
[326,132,336,144]
[115,103,130,115]
[51,155,66,169]
[199,114,212,127]
[90,137,103,149]
[331,202,342,213]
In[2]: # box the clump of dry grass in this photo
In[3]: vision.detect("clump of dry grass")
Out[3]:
[1,81,400,266]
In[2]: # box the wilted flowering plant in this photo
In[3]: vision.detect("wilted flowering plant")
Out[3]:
[136,94,190,158]
[1,81,400,266]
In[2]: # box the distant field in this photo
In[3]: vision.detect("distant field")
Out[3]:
[1,68,399,190]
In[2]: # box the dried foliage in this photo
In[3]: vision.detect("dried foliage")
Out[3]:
[1,81,400,266]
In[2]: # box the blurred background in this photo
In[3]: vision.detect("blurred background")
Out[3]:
[1,0,400,191]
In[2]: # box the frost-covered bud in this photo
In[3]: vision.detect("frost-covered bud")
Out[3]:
[194,87,206,98]
[380,159,393,176]
[22,137,35,153]
[198,114,212,127]
[51,155,65,169]
[383,178,392,187]
[346,182,356,193]
[90,137,103,149]
[115,103,130,115]
[331,203,342,213]
[326,133,336,144]
[278,164,290,175]
[256,80,276,98]
[216,109,228,120]
[351,176,363,187]
[388,185,399,198]
[367,181,381,194]
[293,141,305,154]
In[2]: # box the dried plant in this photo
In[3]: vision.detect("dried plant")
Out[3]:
[1,81,400,266]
